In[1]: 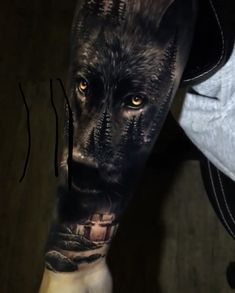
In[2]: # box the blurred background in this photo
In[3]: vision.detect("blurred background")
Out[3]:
[0,0,235,292]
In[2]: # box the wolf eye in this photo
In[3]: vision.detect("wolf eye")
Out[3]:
[132,96,143,106]
[77,78,89,95]
[124,95,146,109]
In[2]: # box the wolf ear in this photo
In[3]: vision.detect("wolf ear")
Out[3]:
[71,0,127,41]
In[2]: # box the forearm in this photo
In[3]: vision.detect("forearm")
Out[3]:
[39,0,196,291]
[39,153,135,293]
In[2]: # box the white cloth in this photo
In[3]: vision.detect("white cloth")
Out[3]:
[178,45,235,180]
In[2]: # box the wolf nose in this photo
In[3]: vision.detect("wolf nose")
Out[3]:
[71,159,105,191]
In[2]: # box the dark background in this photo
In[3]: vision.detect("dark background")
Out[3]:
[0,0,235,292]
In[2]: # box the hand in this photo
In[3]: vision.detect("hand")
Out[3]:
[39,259,112,293]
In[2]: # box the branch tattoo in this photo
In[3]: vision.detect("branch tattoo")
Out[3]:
[45,0,196,273]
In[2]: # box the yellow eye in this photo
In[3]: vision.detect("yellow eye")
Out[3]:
[78,79,88,94]
[131,96,144,107]
[124,95,146,110]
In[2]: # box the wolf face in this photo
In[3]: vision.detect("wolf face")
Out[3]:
[58,0,197,222]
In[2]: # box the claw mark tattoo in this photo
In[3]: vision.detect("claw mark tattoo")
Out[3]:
[45,0,197,272]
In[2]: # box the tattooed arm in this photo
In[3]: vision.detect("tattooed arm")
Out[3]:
[39,0,197,292]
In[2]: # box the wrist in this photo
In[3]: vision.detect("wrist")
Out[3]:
[39,259,112,293]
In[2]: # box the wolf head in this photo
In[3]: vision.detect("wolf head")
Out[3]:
[58,0,197,221]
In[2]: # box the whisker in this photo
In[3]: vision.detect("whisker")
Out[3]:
[18,83,31,183]
[50,79,59,177]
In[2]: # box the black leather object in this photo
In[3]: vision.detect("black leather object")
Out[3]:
[182,0,234,86]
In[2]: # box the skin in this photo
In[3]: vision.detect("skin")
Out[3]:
[40,0,197,292]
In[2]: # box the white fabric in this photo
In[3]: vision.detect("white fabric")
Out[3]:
[178,45,235,180]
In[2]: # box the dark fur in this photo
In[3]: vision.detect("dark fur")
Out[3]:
[46,0,197,272]
[59,0,197,220]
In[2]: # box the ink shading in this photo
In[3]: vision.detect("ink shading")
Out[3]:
[45,0,197,272]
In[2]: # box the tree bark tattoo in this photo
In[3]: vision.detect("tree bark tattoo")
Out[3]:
[45,0,197,273]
